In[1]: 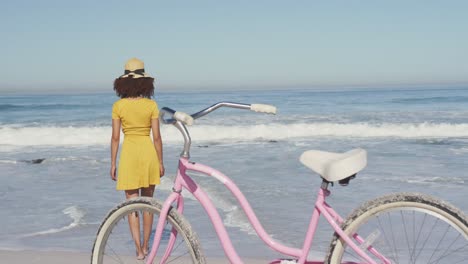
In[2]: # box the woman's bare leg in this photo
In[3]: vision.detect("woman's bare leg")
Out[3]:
[125,189,145,260]
[141,185,155,255]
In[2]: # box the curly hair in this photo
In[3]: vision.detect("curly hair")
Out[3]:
[113,76,155,98]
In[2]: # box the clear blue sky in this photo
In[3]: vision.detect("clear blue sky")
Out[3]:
[1,0,467,93]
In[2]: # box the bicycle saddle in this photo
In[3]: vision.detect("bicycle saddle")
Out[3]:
[300,148,367,182]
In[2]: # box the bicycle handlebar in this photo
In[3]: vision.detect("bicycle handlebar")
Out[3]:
[159,101,277,158]
[160,102,276,125]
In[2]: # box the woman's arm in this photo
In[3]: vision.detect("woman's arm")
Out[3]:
[110,119,121,181]
[151,118,165,177]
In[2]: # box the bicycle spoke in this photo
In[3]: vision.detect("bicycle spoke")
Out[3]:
[414,217,439,261]
[400,210,413,264]
[166,251,190,263]
[410,212,427,264]
[388,211,400,264]
[105,231,126,263]
[428,240,468,264]
[436,234,463,261]
[377,214,398,263]
[427,223,451,263]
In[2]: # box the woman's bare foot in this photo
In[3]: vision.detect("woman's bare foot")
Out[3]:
[143,247,149,256]
[136,250,145,260]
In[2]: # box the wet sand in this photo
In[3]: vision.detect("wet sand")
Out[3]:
[0,249,271,264]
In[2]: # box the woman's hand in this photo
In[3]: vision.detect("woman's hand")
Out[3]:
[160,163,165,178]
[110,166,117,181]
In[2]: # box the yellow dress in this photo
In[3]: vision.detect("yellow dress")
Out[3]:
[112,98,160,190]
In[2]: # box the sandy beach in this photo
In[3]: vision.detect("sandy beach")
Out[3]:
[0,250,92,264]
[0,250,271,264]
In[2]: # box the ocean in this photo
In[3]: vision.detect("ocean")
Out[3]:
[0,88,467,259]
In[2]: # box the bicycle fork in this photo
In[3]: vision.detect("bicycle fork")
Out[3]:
[146,191,185,264]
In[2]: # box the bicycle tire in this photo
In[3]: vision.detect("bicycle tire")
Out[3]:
[91,197,205,264]
[325,192,468,264]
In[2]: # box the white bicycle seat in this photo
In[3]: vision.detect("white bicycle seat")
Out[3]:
[300,148,367,182]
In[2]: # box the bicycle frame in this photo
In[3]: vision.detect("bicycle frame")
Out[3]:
[146,157,391,264]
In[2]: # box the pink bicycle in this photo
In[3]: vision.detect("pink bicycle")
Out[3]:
[92,102,468,264]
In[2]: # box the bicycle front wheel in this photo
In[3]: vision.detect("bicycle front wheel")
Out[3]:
[326,192,468,264]
[91,197,205,264]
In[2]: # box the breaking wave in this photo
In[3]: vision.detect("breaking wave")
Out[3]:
[2,122,468,146]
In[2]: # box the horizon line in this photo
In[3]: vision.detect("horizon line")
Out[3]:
[1,83,467,96]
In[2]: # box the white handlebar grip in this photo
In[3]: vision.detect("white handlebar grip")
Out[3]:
[174,111,194,126]
[250,104,277,115]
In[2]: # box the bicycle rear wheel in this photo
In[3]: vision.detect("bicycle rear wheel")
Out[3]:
[326,192,468,264]
[91,197,205,264]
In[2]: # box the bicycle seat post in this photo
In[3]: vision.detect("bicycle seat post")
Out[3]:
[321,179,330,190]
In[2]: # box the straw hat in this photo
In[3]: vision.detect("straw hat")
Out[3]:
[119,58,153,79]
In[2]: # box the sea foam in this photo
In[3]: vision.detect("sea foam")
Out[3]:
[2,122,468,147]
[21,206,85,237]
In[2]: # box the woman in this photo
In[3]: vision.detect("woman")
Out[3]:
[110,58,165,260]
